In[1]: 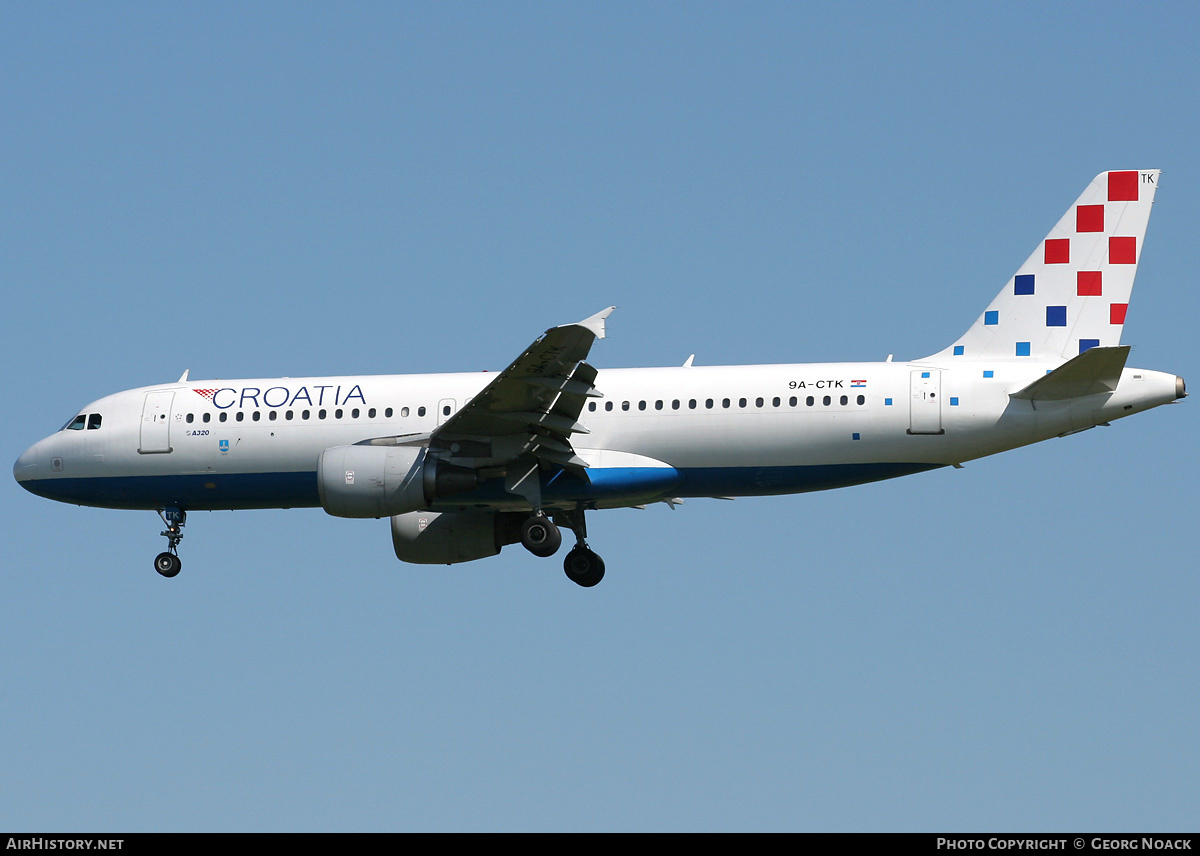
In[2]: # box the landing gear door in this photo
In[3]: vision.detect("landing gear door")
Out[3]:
[139,391,175,453]
[908,370,944,435]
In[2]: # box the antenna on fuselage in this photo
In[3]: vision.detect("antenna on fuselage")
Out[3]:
[177,369,190,383]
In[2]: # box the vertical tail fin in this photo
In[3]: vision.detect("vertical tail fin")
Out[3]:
[924,170,1159,363]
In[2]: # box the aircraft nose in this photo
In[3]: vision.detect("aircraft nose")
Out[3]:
[13,441,40,488]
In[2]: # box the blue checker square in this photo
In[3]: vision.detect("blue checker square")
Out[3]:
[852,433,861,440]
[1079,338,1099,354]
[984,310,999,325]
[953,345,964,356]
[983,370,994,378]
[1046,305,1067,326]
[1016,342,1031,357]
[921,372,930,378]
[884,398,893,406]
[950,397,959,406]
[1015,274,1035,295]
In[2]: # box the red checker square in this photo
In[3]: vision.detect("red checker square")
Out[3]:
[1044,238,1070,264]
[1110,236,1137,264]
[1076,204,1104,232]
[1108,171,1139,201]
[1077,271,1102,295]
[1110,303,1128,325]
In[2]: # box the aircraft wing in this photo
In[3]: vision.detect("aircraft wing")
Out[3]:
[428,308,615,502]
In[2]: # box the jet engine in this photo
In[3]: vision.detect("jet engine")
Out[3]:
[317,444,478,519]
[391,510,523,564]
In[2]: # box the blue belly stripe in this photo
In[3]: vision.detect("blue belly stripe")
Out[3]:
[18,471,321,511]
[18,462,942,512]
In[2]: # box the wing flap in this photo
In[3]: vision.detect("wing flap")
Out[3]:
[429,308,614,497]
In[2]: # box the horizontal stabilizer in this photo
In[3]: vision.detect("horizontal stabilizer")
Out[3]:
[1010,345,1130,401]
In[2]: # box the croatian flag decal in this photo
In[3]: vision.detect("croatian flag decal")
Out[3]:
[850,380,867,388]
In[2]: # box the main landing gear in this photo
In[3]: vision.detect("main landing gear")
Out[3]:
[518,509,606,587]
[154,508,185,578]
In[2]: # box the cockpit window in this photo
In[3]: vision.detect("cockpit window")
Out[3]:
[63,415,86,431]
[87,414,102,430]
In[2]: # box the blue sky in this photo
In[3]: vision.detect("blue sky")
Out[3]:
[2,2,1197,831]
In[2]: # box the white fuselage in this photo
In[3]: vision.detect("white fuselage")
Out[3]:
[13,359,1181,514]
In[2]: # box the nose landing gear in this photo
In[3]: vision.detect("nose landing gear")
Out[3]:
[154,508,185,578]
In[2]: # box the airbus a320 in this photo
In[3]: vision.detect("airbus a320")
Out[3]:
[14,170,1185,586]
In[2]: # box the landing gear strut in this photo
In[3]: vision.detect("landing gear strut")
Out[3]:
[554,508,605,587]
[518,508,606,586]
[154,508,185,578]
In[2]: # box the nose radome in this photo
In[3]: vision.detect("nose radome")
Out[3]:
[13,442,40,485]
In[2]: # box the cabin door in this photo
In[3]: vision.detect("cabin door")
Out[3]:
[139,391,175,453]
[908,371,944,435]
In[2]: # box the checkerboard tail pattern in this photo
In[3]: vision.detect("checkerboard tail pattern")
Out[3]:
[924,170,1159,363]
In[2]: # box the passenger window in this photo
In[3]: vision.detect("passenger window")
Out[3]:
[219,412,228,423]
[605,401,613,411]
[368,408,376,418]
[285,411,294,421]
[671,400,679,410]
[335,409,344,419]
[400,407,409,418]
[87,414,102,430]
[706,399,714,409]
[186,413,194,423]
[722,398,730,408]
[253,411,261,422]
[840,395,848,405]
[739,398,747,408]
[823,395,831,406]
[588,402,597,412]
[319,409,327,420]
[202,413,211,423]
[384,408,393,418]
[622,401,630,411]
[857,395,865,405]
[236,412,245,422]
[806,396,814,406]
[353,408,362,418]
[302,410,310,420]
[689,399,697,409]
[789,396,797,407]
[755,397,764,408]
[268,411,278,421]
[417,406,426,417]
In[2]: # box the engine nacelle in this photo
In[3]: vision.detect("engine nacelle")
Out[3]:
[317,444,479,519]
[391,510,520,565]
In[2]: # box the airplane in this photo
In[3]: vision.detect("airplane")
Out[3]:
[13,170,1186,587]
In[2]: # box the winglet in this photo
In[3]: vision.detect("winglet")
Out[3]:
[575,306,616,340]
